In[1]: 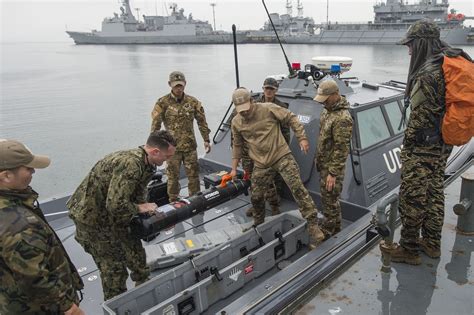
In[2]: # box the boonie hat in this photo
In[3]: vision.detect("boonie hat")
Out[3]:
[314,80,339,103]
[398,19,440,45]
[263,77,279,89]
[0,139,51,170]
[232,88,251,113]
[169,71,186,88]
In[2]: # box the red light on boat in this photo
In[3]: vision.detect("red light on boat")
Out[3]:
[292,62,301,71]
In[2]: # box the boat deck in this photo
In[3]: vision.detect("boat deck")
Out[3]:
[296,166,474,315]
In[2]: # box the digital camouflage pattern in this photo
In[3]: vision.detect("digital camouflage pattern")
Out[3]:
[1,188,83,314]
[316,96,353,236]
[399,61,453,254]
[151,93,210,200]
[74,222,149,300]
[67,147,155,299]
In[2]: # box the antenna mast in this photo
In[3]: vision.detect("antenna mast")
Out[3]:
[135,8,140,22]
[286,0,293,16]
[297,0,303,18]
[262,0,295,76]
[326,0,329,28]
[210,3,217,31]
[122,0,137,22]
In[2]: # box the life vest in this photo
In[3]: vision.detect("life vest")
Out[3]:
[441,55,474,146]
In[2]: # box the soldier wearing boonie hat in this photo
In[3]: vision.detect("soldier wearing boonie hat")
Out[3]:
[397,19,441,45]
[0,139,85,315]
[230,87,325,249]
[383,19,473,265]
[151,70,211,202]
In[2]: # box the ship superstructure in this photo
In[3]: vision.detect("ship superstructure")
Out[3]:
[66,0,473,45]
[283,0,474,45]
[66,0,243,44]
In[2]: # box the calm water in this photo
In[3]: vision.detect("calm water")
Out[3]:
[1,43,473,200]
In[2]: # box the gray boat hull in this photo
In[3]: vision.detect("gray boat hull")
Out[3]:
[68,27,473,45]
[66,31,246,45]
[250,28,474,45]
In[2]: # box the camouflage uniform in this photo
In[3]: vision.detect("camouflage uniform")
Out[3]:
[251,154,319,225]
[398,63,452,254]
[396,21,462,256]
[316,97,353,236]
[1,188,83,314]
[232,103,318,226]
[241,95,290,210]
[67,147,155,300]
[151,93,210,201]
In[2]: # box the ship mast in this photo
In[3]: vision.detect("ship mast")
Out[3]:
[286,0,293,16]
[210,3,217,31]
[326,0,329,27]
[297,0,303,18]
[121,0,137,22]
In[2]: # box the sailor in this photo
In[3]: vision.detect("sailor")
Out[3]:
[0,139,85,315]
[244,77,290,217]
[230,87,325,249]
[314,80,353,239]
[386,20,472,265]
[151,71,211,202]
[67,131,176,300]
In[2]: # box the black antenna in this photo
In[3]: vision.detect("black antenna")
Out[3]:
[212,24,239,145]
[262,0,295,77]
[232,24,240,88]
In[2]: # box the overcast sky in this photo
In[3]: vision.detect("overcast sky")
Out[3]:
[1,0,473,42]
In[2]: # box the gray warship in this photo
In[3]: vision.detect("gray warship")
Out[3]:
[248,0,474,45]
[66,1,243,45]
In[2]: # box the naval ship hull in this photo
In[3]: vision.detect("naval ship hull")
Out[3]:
[285,27,474,45]
[66,31,246,45]
[244,27,474,45]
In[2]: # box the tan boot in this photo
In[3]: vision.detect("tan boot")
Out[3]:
[388,244,421,265]
[418,238,441,258]
[271,205,281,216]
[308,224,325,250]
[245,207,254,217]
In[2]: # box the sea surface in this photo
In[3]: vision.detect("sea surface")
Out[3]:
[1,42,474,200]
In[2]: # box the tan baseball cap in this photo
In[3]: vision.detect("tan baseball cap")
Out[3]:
[314,80,339,103]
[0,139,51,170]
[232,87,251,113]
[169,71,186,88]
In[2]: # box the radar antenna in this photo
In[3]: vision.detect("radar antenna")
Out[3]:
[121,0,137,22]
[170,3,177,14]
